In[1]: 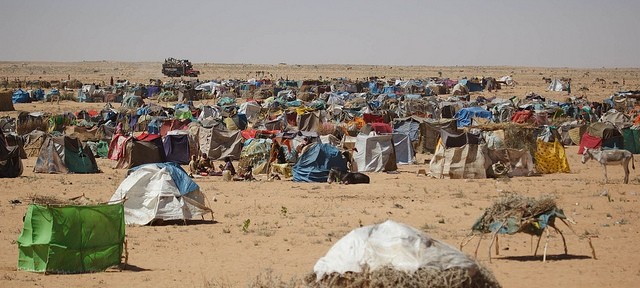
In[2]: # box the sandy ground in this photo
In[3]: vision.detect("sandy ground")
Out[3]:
[1,63,640,288]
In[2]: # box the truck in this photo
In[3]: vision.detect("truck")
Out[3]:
[162,58,200,77]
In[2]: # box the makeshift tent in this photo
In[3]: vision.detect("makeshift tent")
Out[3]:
[17,202,125,273]
[110,163,212,225]
[0,90,15,111]
[22,130,47,157]
[238,138,272,175]
[293,143,347,182]
[12,89,30,103]
[429,142,490,179]
[353,134,397,172]
[313,220,479,280]
[534,139,570,174]
[578,122,624,154]
[486,148,536,177]
[391,133,415,165]
[547,79,567,92]
[34,135,99,174]
[0,132,23,178]
[622,127,640,154]
[163,133,190,164]
[455,106,492,128]
[298,111,323,132]
[198,127,244,160]
[114,134,166,169]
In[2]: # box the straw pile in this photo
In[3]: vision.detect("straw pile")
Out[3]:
[304,264,501,288]
[473,193,558,234]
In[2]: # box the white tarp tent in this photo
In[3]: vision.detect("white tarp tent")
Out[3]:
[313,220,478,280]
[353,133,396,172]
[110,163,212,225]
[547,79,567,92]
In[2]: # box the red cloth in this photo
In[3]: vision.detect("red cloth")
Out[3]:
[160,119,191,136]
[511,110,532,124]
[136,132,161,142]
[241,129,280,140]
[578,132,602,154]
[370,122,392,134]
[363,113,385,124]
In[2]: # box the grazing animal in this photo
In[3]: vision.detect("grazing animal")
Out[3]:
[327,168,370,184]
[581,148,635,184]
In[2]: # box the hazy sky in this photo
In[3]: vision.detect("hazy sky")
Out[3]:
[1,0,639,68]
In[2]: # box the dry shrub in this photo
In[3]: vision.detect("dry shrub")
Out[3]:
[28,194,98,206]
[304,264,501,288]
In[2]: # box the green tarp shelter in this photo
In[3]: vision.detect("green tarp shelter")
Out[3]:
[17,203,125,273]
[622,128,640,154]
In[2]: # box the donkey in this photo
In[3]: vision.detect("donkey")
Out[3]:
[327,168,370,185]
[582,148,635,184]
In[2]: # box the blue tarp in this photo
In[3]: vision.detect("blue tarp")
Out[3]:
[12,89,30,103]
[293,143,347,183]
[393,118,421,142]
[129,162,198,196]
[455,106,492,127]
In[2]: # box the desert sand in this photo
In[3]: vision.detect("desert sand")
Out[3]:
[1,62,640,288]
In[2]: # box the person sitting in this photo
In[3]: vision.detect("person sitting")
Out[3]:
[197,153,216,175]
[234,165,255,181]
[188,154,198,177]
[221,156,236,176]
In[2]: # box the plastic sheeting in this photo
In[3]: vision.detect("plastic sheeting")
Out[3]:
[293,143,347,182]
[313,220,478,280]
[354,133,397,172]
[17,203,124,273]
[110,163,210,225]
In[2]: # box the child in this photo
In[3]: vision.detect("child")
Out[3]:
[188,154,198,177]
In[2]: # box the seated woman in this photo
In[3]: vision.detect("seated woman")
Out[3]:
[221,156,236,175]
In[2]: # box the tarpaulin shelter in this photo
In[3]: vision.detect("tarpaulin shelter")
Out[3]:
[17,202,125,273]
[578,122,624,154]
[429,129,488,179]
[114,133,166,169]
[239,138,272,175]
[12,89,30,103]
[622,127,640,154]
[198,127,244,160]
[547,79,568,92]
[313,220,479,280]
[0,90,15,111]
[455,106,492,128]
[0,131,23,178]
[353,133,397,172]
[110,163,212,225]
[391,133,415,165]
[293,143,347,182]
[429,142,490,179]
[34,135,99,174]
[534,139,570,173]
[22,130,47,157]
[163,133,190,164]
[486,148,536,177]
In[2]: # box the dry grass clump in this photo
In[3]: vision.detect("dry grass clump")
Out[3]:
[473,193,558,234]
[28,194,97,206]
[304,264,501,288]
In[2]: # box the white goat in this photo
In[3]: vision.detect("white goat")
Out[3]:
[582,148,635,184]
